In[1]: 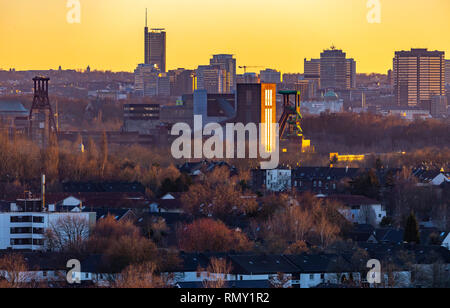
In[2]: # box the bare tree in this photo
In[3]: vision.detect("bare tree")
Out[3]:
[199,258,232,289]
[112,262,172,288]
[46,215,90,253]
[358,205,377,226]
[0,254,38,288]
[269,273,291,288]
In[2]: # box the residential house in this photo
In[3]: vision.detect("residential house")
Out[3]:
[324,195,386,226]
[251,168,292,192]
[292,167,361,194]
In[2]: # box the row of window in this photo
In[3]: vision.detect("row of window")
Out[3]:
[10,216,44,223]
[10,238,44,246]
[294,180,337,190]
[10,227,44,234]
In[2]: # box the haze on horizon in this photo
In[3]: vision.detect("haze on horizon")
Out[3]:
[0,0,449,74]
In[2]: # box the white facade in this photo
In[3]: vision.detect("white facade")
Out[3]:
[338,204,386,226]
[442,233,450,250]
[265,169,292,192]
[0,210,95,251]
[302,99,344,115]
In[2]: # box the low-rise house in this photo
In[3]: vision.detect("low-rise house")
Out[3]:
[442,233,450,250]
[251,168,292,192]
[178,161,237,179]
[292,167,361,194]
[324,195,386,226]
[149,193,184,213]
[228,254,297,286]
[284,254,357,288]
[412,168,450,187]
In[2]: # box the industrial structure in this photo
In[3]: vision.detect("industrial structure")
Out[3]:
[29,76,57,148]
[278,90,311,154]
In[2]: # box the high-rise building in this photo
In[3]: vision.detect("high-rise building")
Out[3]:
[168,69,194,96]
[210,54,236,93]
[134,64,159,97]
[235,83,277,152]
[445,59,450,85]
[430,95,448,118]
[196,65,226,94]
[157,73,171,96]
[393,49,446,108]
[260,69,281,84]
[304,58,321,89]
[144,10,166,72]
[319,48,355,90]
[347,58,357,89]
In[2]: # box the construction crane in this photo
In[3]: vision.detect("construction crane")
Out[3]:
[238,65,262,73]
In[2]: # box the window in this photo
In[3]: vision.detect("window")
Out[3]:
[33,216,44,223]
[310,274,315,280]
[10,216,32,223]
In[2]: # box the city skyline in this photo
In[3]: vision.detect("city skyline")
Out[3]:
[1,0,449,74]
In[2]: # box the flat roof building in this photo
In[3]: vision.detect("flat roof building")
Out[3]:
[393,49,446,108]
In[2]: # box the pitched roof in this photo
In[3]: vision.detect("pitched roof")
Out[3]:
[292,167,361,180]
[229,255,299,275]
[177,280,269,288]
[0,100,28,114]
[326,194,381,206]
[284,254,352,273]
[374,228,404,244]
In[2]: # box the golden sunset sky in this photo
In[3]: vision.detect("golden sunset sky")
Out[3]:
[1,0,449,74]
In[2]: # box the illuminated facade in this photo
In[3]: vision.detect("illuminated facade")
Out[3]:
[393,49,446,108]
[235,83,277,152]
[261,84,277,152]
[330,153,365,164]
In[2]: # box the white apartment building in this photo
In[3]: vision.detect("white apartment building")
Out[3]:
[0,199,96,251]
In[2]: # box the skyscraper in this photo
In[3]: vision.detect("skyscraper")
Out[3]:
[196,65,226,94]
[210,54,236,93]
[304,58,321,89]
[393,49,446,107]
[144,10,166,72]
[319,47,356,90]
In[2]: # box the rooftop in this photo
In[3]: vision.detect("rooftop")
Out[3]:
[0,100,28,114]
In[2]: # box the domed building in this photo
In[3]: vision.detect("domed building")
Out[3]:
[301,90,344,115]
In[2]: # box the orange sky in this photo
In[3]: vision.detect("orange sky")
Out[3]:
[0,0,449,74]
